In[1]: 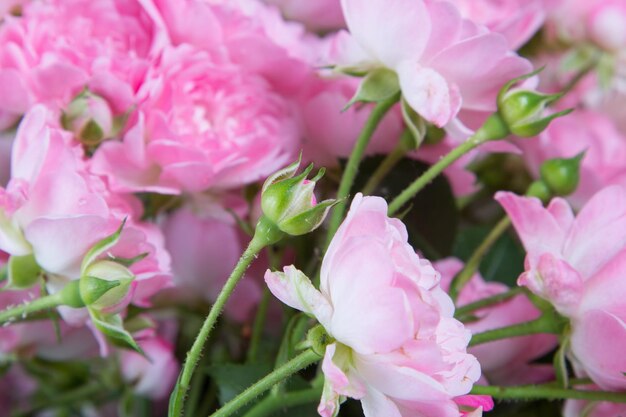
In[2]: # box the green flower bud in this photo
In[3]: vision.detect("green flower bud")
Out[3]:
[526,180,552,204]
[61,91,115,146]
[80,260,135,313]
[540,152,585,197]
[261,157,338,236]
[496,70,573,138]
[7,253,41,289]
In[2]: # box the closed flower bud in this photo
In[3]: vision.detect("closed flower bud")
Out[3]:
[495,70,573,138]
[261,157,338,236]
[80,260,135,314]
[61,91,114,146]
[525,180,552,204]
[540,153,585,197]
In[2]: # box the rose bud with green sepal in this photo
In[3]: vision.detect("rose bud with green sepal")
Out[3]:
[261,156,338,237]
[61,90,119,147]
[496,70,574,138]
[540,152,585,197]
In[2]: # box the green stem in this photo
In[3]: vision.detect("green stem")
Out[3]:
[471,384,626,403]
[388,134,488,216]
[325,95,399,248]
[469,313,564,347]
[170,218,281,417]
[243,387,322,417]
[449,217,512,301]
[247,287,271,363]
[210,349,322,417]
[454,287,524,319]
[361,132,410,195]
[0,291,64,324]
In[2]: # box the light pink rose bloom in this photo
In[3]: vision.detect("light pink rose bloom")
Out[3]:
[497,186,626,390]
[547,0,626,51]
[0,107,171,323]
[436,258,557,385]
[0,0,161,130]
[91,45,300,194]
[447,0,549,49]
[266,194,488,417]
[331,0,532,131]
[518,110,626,208]
[161,196,262,322]
[263,0,345,32]
[120,337,179,400]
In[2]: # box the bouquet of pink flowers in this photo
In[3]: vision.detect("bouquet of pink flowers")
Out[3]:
[1,0,626,416]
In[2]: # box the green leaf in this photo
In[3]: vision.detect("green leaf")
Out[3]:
[7,253,41,289]
[90,309,142,353]
[80,219,126,275]
[344,68,400,109]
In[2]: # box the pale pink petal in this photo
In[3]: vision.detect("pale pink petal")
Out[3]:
[341,0,430,67]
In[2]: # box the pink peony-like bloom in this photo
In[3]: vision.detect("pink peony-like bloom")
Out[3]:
[497,186,626,390]
[0,0,161,130]
[91,45,300,194]
[263,0,345,32]
[447,0,549,49]
[330,0,532,131]
[266,194,487,417]
[436,258,557,385]
[0,106,171,322]
[120,337,179,400]
[161,196,262,322]
[518,109,626,208]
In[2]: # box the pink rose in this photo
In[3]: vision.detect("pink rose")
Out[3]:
[497,186,626,390]
[437,258,557,385]
[266,194,487,417]
[331,0,532,131]
[91,45,300,194]
[120,337,179,400]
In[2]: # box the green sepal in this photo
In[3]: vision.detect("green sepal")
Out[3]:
[344,68,400,110]
[79,119,104,145]
[278,199,340,236]
[90,309,143,354]
[107,252,149,268]
[79,276,122,306]
[80,219,126,275]
[400,97,426,149]
[7,253,41,289]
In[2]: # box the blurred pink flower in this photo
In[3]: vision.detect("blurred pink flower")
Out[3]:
[547,0,626,51]
[497,186,626,390]
[266,194,486,417]
[518,109,626,208]
[437,258,557,385]
[161,197,261,322]
[330,0,532,131]
[263,0,345,32]
[121,337,179,400]
[564,390,626,417]
[448,0,549,49]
